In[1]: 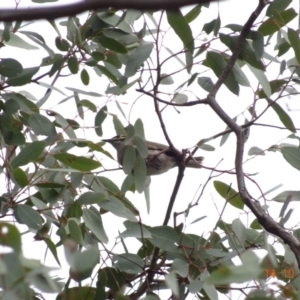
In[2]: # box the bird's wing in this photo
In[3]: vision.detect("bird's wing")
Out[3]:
[146,140,169,151]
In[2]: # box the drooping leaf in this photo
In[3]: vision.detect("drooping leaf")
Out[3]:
[167,10,194,53]
[197,77,214,92]
[258,8,297,36]
[248,146,265,156]
[213,181,244,209]
[11,141,45,168]
[81,69,90,86]
[82,208,108,243]
[14,204,43,230]
[134,155,147,193]
[98,36,127,54]
[94,106,107,137]
[68,56,79,74]
[124,43,153,77]
[98,197,137,222]
[266,99,296,133]
[54,153,101,171]
[203,51,239,95]
[273,190,300,202]
[123,145,136,174]
[0,223,22,253]
[6,67,40,86]
[184,5,202,23]
[0,58,23,77]
[281,147,300,171]
[287,28,300,66]
[28,113,55,136]
[13,168,29,187]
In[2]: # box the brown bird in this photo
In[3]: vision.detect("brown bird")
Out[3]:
[103,136,204,176]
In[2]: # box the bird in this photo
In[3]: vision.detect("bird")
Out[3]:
[103,136,204,176]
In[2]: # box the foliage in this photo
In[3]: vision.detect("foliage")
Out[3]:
[0,0,300,299]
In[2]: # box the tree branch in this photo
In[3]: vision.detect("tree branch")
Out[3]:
[207,0,300,269]
[0,0,222,22]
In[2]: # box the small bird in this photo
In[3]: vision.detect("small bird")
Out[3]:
[103,136,204,176]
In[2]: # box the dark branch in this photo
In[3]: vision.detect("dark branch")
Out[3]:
[136,89,208,106]
[0,0,222,22]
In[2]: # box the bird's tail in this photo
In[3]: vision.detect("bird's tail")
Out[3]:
[186,156,204,168]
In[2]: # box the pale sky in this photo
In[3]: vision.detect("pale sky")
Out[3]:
[1,0,300,299]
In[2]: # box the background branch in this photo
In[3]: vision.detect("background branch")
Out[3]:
[0,0,222,22]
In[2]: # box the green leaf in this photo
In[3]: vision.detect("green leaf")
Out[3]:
[49,56,64,77]
[119,223,151,238]
[13,168,28,187]
[11,141,45,168]
[6,67,40,86]
[98,36,127,54]
[68,219,83,245]
[55,37,69,51]
[134,136,148,158]
[79,99,96,112]
[148,226,179,253]
[124,43,153,77]
[121,174,135,194]
[258,8,297,36]
[134,119,145,139]
[203,51,239,95]
[14,204,43,230]
[95,106,107,137]
[203,18,219,35]
[160,74,174,85]
[173,93,188,104]
[82,208,108,243]
[281,147,300,171]
[68,56,79,74]
[247,64,271,97]
[266,99,296,133]
[92,51,105,61]
[266,0,292,16]
[44,237,61,266]
[95,65,118,84]
[166,10,194,53]
[54,113,76,139]
[0,223,21,253]
[251,32,264,60]
[134,155,147,193]
[198,143,215,151]
[66,87,102,97]
[0,30,39,50]
[257,79,286,99]
[273,190,300,202]
[77,192,107,205]
[4,99,20,115]
[69,246,99,281]
[207,251,262,284]
[98,197,137,222]
[81,69,90,86]
[288,28,300,66]
[248,146,265,156]
[184,5,202,23]
[113,116,126,136]
[112,253,143,274]
[219,34,264,70]
[197,77,214,92]
[123,145,136,174]
[28,113,55,136]
[213,181,244,209]
[54,153,101,171]
[0,58,23,77]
